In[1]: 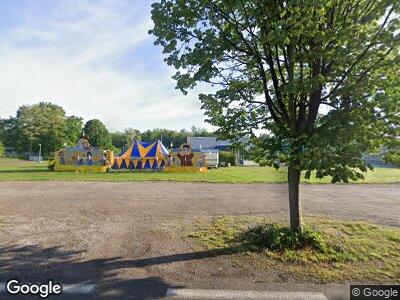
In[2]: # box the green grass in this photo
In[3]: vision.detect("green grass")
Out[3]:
[187,216,400,282]
[0,158,399,183]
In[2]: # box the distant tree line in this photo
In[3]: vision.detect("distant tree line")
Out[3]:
[111,126,216,154]
[0,102,216,157]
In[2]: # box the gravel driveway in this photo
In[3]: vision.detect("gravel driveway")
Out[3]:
[0,182,398,298]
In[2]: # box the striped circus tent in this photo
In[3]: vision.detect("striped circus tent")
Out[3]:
[112,140,169,170]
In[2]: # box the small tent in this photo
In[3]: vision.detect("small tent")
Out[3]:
[112,140,169,171]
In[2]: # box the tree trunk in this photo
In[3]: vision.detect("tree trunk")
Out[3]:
[288,164,302,231]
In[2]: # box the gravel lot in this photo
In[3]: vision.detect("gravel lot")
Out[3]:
[0,182,398,298]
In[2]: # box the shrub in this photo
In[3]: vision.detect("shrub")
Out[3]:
[219,151,236,166]
[236,223,327,252]
[48,160,55,170]
[0,141,4,158]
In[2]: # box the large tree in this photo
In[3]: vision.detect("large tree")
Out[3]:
[1,102,68,156]
[84,119,113,149]
[150,0,400,230]
[65,116,84,146]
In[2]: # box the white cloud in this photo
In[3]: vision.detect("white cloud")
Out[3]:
[0,0,213,132]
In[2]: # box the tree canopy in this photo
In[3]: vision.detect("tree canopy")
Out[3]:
[83,119,113,149]
[110,128,141,152]
[0,102,216,155]
[150,0,400,229]
[0,102,73,155]
[65,116,84,146]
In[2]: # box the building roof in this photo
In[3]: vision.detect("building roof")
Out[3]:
[187,136,218,150]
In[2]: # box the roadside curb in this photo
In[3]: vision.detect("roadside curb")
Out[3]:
[0,283,329,299]
[166,288,328,299]
[0,282,96,295]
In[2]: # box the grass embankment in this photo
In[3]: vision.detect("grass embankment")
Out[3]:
[188,216,400,282]
[0,158,399,183]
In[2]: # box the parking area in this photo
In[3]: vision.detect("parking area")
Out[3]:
[0,182,398,298]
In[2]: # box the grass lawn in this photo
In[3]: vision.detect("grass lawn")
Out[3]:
[0,158,398,183]
[187,216,400,282]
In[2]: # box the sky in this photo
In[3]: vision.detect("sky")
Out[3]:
[0,0,213,132]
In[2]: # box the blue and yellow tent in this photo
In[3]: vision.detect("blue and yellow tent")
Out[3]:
[112,140,169,171]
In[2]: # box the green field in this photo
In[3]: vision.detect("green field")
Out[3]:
[0,158,398,183]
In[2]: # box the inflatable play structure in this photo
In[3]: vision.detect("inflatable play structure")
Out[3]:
[112,139,169,171]
[166,143,208,173]
[50,136,208,173]
[49,135,114,172]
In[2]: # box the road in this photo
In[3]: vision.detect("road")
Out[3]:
[0,182,398,299]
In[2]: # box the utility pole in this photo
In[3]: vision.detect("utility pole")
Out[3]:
[38,143,42,163]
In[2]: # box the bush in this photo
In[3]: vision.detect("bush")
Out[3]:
[48,160,55,170]
[0,141,4,158]
[236,224,327,252]
[219,151,236,166]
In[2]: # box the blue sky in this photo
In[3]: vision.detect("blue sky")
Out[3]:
[0,0,213,132]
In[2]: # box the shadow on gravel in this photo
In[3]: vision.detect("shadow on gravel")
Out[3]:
[0,245,170,299]
[110,247,234,269]
[0,245,236,298]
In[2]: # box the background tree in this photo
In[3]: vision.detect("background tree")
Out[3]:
[110,126,216,151]
[65,116,84,146]
[110,132,129,151]
[1,103,84,156]
[190,125,216,137]
[0,141,4,158]
[110,128,141,152]
[0,117,20,153]
[18,102,67,155]
[141,128,186,148]
[84,119,113,149]
[140,127,215,148]
[150,0,400,230]
[0,102,68,156]
[124,128,141,142]
[0,118,4,142]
